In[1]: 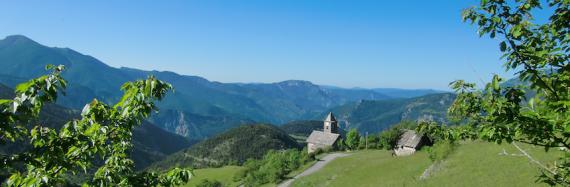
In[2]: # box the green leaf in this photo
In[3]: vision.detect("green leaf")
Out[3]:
[15,81,34,93]
[85,123,101,136]
[500,41,507,52]
[512,26,522,38]
[0,99,12,105]
[45,64,55,70]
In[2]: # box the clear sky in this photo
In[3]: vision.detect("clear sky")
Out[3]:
[0,0,516,90]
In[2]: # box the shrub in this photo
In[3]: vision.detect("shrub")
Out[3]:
[378,127,402,150]
[196,179,223,187]
[336,138,347,151]
[320,146,334,154]
[241,149,314,186]
[427,140,456,162]
[358,136,366,149]
[367,135,380,149]
[345,129,360,150]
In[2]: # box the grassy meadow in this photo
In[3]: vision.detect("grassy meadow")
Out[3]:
[181,158,318,187]
[291,141,563,187]
[182,166,243,187]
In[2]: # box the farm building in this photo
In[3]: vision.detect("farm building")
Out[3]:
[306,112,341,153]
[394,130,431,156]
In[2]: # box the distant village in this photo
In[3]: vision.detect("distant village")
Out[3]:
[306,112,431,156]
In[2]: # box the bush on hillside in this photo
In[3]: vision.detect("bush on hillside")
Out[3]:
[309,145,334,158]
[336,138,347,151]
[378,128,402,150]
[196,179,223,187]
[365,135,380,149]
[345,128,360,150]
[378,121,417,150]
[426,140,456,162]
[358,137,367,149]
[239,149,313,186]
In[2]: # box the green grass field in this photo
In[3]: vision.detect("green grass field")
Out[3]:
[292,141,563,187]
[180,158,318,187]
[182,166,243,187]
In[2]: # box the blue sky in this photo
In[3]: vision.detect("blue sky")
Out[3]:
[0,0,516,90]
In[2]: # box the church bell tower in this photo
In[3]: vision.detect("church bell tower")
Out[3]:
[323,112,338,134]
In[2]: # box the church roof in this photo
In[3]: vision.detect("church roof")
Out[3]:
[306,131,340,146]
[324,112,336,122]
[397,130,424,148]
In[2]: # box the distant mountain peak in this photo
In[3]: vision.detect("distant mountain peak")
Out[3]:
[277,80,315,87]
[4,35,32,41]
[1,35,40,46]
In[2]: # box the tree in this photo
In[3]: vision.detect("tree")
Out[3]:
[378,126,402,150]
[367,134,380,149]
[344,128,360,150]
[0,65,192,186]
[418,0,569,185]
[241,149,312,186]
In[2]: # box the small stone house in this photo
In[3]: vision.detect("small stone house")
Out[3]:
[306,112,341,154]
[394,130,430,156]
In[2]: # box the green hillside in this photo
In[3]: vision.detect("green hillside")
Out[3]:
[292,141,562,187]
[149,124,301,170]
[322,93,456,133]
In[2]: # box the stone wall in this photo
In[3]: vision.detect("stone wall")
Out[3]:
[394,146,416,156]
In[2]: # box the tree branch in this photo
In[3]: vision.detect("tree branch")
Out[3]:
[512,142,556,175]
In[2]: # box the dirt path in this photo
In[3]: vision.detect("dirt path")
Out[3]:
[278,153,351,187]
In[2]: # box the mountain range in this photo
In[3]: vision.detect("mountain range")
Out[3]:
[0,35,448,140]
[320,93,456,133]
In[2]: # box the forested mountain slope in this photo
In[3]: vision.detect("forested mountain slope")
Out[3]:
[322,93,456,133]
[149,124,300,170]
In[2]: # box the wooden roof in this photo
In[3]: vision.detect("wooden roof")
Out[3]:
[397,130,424,148]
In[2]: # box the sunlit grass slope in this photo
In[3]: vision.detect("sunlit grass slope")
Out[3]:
[182,166,243,187]
[292,141,562,187]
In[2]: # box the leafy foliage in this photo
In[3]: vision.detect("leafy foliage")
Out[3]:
[426,140,456,162]
[0,65,191,186]
[0,83,193,173]
[195,179,223,187]
[345,129,361,150]
[419,0,570,185]
[239,149,313,186]
[378,127,403,150]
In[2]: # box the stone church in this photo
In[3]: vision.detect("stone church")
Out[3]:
[306,112,341,153]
